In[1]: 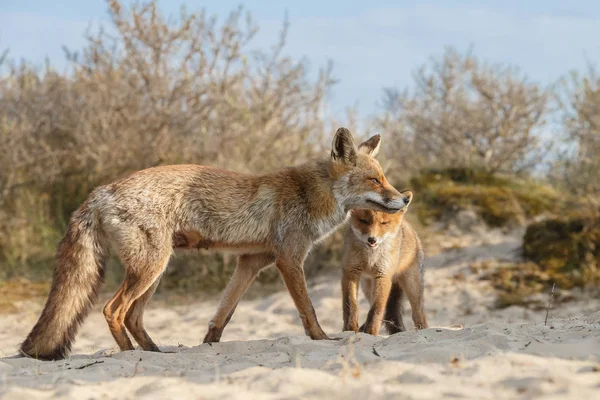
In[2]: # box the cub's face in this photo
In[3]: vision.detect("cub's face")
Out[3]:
[349,190,412,248]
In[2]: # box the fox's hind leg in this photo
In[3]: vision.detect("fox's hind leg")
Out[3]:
[103,228,171,352]
[125,275,163,352]
[203,253,275,343]
[103,284,134,351]
[104,263,169,351]
[383,281,406,334]
[399,262,428,329]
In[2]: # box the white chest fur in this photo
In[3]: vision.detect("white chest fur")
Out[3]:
[313,208,350,243]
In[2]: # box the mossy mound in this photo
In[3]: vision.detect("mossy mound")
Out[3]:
[410,168,562,228]
[485,214,600,307]
[522,215,600,288]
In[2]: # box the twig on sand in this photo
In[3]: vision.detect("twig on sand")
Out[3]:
[544,283,556,326]
[372,346,381,357]
[75,360,104,370]
[526,335,543,343]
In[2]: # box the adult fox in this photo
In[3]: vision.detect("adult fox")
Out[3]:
[20,127,407,360]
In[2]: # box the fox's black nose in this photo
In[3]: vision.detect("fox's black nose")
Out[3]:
[403,196,410,205]
[367,237,377,245]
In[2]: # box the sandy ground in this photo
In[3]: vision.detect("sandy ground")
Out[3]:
[1,229,599,399]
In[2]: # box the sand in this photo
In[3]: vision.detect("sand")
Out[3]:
[1,229,599,399]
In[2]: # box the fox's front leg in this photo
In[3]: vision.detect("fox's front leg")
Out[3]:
[361,275,392,336]
[275,256,329,340]
[203,253,275,343]
[342,270,360,332]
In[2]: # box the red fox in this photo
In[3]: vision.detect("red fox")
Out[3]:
[341,190,428,336]
[19,127,406,360]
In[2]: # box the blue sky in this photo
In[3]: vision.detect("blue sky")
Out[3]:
[1,0,600,120]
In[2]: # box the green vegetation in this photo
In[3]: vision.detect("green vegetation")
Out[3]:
[522,215,600,288]
[410,168,562,227]
[487,213,600,308]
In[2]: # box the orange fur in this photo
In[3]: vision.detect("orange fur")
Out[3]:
[20,127,406,360]
[342,190,428,336]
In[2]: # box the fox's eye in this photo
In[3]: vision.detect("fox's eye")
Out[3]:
[381,221,390,225]
[369,178,381,185]
[359,219,369,224]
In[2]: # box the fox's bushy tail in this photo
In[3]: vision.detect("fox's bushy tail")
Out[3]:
[20,201,108,360]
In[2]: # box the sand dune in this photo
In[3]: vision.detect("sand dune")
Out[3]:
[1,231,599,399]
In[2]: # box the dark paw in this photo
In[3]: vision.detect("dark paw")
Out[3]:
[142,342,161,352]
[385,321,406,335]
[309,331,330,340]
[203,327,223,344]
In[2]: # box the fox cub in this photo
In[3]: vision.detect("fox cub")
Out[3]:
[341,190,428,335]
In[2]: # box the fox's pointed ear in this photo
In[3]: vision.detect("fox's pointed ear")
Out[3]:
[331,127,357,165]
[358,134,381,157]
[401,190,413,207]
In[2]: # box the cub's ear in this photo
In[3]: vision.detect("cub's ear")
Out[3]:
[400,190,413,207]
[358,134,381,157]
[331,127,357,165]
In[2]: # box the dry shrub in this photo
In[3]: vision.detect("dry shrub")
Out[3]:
[374,47,549,184]
[555,64,600,196]
[0,0,335,293]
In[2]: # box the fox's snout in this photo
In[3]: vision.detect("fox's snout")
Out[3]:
[380,190,411,213]
[355,231,385,249]
[350,223,392,249]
